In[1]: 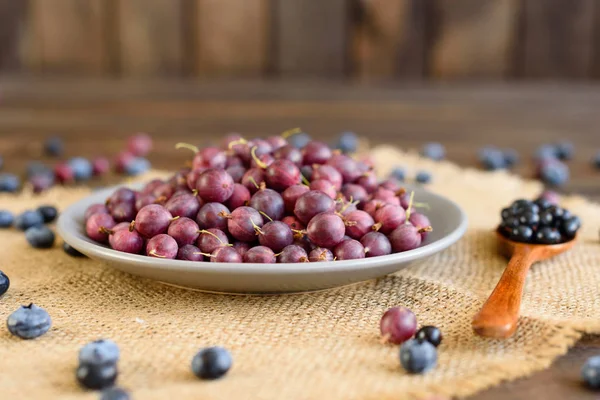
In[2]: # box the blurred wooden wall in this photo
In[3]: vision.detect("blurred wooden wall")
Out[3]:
[1,0,599,80]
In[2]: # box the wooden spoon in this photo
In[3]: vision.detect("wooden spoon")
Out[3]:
[472,230,577,339]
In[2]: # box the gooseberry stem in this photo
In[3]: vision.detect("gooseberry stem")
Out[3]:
[251,146,268,169]
[405,191,415,223]
[281,127,302,139]
[227,138,248,149]
[198,229,227,244]
[175,142,199,153]
[259,211,273,222]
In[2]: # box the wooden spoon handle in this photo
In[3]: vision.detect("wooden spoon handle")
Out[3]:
[472,247,536,339]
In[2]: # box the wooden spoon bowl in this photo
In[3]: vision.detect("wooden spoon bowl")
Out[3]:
[472,229,577,339]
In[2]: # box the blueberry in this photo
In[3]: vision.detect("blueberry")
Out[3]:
[560,216,581,239]
[518,211,540,226]
[0,270,9,296]
[510,225,534,242]
[540,160,569,186]
[44,137,64,157]
[100,387,130,400]
[79,339,121,366]
[191,347,233,380]
[27,161,52,178]
[421,142,445,161]
[535,144,558,161]
[390,167,405,182]
[415,171,432,184]
[0,210,14,228]
[534,198,553,210]
[582,356,600,390]
[502,217,520,230]
[538,210,554,227]
[336,131,359,154]
[536,227,561,244]
[288,132,311,149]
[593,152,600,168]
[503,148,519,167]
[0,173,20,192]
[37,205,58,223]
[25,226,55,249]
[300,165,313,180]
[76,363,118,390]
[478,147,506,170]
[399,339,437,374]
[124,157,150,176]
[415,326,442,347]
[7,303,52,339]
[501,207,514,220]
[555,141,574,160]
[14,210,44,231]
[63,242,85,257]
[68,157,93,181]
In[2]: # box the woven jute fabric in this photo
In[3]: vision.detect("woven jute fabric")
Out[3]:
[1,146,599,400]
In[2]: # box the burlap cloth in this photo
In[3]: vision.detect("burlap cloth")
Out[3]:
[1,146,599,400]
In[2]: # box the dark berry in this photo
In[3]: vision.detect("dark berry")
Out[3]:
[79,339,120,365]
[560,216,580,239]
[501,207,513,220]
[7,303,52,339]
[44,137,64,156]
[538,210,554,227]
[415,326,442,347]
[0,210,14,228]
[399,339,437,374]
[68,157,93,181]
[37,205,58,223]
[336,131,359,153]
[14,210,44,231]
[518,211,540,226]
[25,226,56,248]
[478,147,506,170]
[63,242,85,257]
[536,227,561,244]
[389,167,405,182]
[76,363,118,390]
[503,148,519,167]
[415,171,432,184]
[582,356,600,390]
[0,173,20,192]
[421,142,445,161]
[0,270,9,296]
[191,347,232,380]
[555,141,574,160]
[100,387,130,400]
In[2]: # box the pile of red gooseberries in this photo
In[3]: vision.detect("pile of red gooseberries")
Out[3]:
[84,130,433,263]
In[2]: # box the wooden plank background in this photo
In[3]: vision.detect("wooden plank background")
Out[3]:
[1,0,600,80]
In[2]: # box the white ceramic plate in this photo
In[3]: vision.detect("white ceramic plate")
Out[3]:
[57,184,467,294]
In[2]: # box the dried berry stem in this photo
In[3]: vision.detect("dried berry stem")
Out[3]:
[98,226,114,235]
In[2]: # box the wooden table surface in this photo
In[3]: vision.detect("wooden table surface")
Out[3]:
[0,77,599,399]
